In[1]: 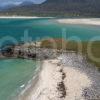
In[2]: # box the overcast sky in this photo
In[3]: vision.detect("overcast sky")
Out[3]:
[0,0,46,6]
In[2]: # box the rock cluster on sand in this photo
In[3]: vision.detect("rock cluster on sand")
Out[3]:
[0,44,58,59]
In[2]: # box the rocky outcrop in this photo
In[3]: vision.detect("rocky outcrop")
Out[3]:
[0,44,59,60]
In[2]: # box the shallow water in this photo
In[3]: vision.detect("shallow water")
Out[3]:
[0,59,37,100]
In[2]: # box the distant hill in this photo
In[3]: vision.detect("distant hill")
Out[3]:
[0,0,100,17]
[19,1,34,6]
[0,4,18,11]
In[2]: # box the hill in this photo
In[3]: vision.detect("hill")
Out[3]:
[0,0,100,17]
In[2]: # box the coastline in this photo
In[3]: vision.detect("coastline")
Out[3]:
[19,59,67,100]
[18,61,42,100]
[18,53,100,100]
[57,18,100,25]
[0,42,100,100]
[0,16,54,19]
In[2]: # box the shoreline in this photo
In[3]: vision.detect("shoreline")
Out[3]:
[57,18,100,25]
[19,59,68,100]
[0,45,99,100]
[18,61,42,100]
[18,53,100,100]
[0,16,54,19]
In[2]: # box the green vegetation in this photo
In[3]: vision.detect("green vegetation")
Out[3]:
[41,39,100,69]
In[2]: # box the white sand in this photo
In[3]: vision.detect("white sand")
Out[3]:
[19,59,92,100]
[0,16,53,19]
[64,67,91,100]
[57,18,100,25]
[18,53,100,100]
[32,59,92,100]
[30,60,63,100]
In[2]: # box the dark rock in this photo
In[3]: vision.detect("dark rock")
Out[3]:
[57,81,66,98]
[62,73,66,80]
[1,46,14,57]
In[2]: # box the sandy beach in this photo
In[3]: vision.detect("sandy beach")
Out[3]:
[57,18,100,25]
[18,53,100,100]
[0,16,53,19]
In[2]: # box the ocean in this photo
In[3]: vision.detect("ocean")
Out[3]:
[0,59,38,100]
[0,18,100,47]
[0,18,100,100]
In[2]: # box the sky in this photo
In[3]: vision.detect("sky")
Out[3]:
[0,0,46,6]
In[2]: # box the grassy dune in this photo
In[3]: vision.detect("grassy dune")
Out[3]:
[41,39,100,69]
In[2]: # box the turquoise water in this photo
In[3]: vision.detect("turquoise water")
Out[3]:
[0,18,100,100]
[0,59,37,100]
[0,18,100,47]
